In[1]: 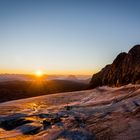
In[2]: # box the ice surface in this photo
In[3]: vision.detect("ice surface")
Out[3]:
[0,84,140,140]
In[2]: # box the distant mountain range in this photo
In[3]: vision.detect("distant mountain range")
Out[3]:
[0,74,33,82]
[0,74,90,84]
[65,75,91,84]
[90,45,140,88]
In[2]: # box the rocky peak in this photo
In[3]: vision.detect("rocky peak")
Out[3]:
[89,45,140,88]
[112,52,127,66]
[128,45,140,56]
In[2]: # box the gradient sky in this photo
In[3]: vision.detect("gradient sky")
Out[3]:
[0,0,140,75]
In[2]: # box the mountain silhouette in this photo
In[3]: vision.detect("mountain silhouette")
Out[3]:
[90,45,140,88]
[66,75,78,81]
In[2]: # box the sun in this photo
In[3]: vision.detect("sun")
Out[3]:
[35,70,43,77]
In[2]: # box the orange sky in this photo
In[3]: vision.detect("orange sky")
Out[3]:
[0,68,96,76]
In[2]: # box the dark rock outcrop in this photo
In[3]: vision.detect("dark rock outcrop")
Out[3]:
[90,45,140,88]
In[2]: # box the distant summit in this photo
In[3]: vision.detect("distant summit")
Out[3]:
[90,45,140,88]
[66,75,78,81]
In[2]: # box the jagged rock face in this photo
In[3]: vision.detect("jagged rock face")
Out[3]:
[90,45,140,88]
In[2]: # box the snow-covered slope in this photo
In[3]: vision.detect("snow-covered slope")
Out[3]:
[0,84,140,140]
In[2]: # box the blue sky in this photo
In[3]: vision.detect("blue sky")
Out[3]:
[0,0,140,75]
